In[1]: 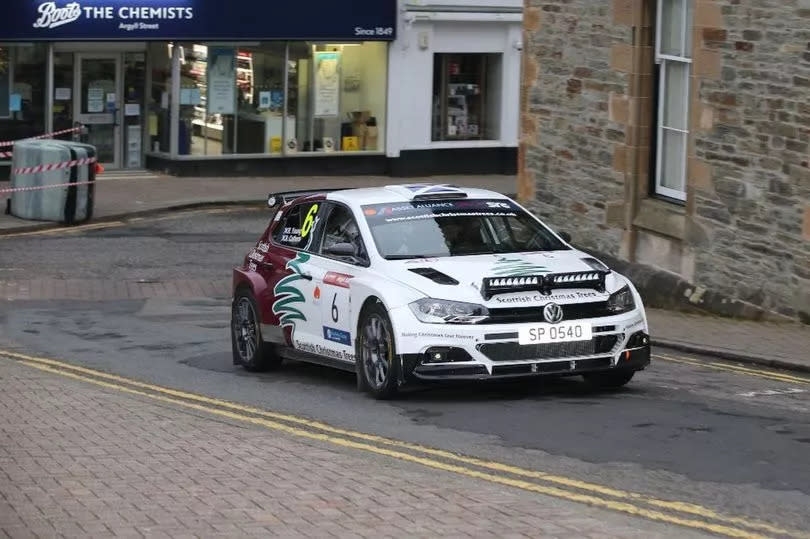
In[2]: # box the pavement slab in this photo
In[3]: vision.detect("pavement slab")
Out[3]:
[0,357,705,538]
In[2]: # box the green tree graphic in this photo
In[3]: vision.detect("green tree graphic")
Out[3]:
[272,252,310,337]
[491,256,549,277]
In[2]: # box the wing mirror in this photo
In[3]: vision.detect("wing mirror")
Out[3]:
[558,231,572,243]
[324,242,357,257]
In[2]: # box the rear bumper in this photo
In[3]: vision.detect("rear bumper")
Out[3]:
[401,343,650,382]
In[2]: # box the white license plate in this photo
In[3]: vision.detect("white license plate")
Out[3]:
[518,322,592,345]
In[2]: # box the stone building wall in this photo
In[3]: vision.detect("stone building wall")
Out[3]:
[519,0,810,322]
[687,0,810,318]
[520,1,636,257]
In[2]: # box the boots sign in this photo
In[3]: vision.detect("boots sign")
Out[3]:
[33,2,194,31]
[6,0,396,41]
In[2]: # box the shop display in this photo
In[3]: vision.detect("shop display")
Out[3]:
[432,53,488,141]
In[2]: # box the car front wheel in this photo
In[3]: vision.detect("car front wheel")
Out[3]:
[357,303,399,399]
[231,289,281,372]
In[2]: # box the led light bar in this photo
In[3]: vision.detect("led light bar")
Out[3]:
[480,271,608,300]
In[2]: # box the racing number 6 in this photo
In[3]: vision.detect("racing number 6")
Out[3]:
[301,204,319,238]
[331,293,339,323]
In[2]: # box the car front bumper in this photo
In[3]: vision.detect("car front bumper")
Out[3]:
[388,306,650,383]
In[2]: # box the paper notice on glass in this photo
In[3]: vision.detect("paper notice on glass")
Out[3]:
[160,91,169,109]
[180,88,192,105]
[125,103,140,116]
[9,94,22,112]
[258,91,271,109]
[55,87,71,101]
[314,51,340,117]
[148,114,158,136]
[87,87,104,112]
[207,48,235,115]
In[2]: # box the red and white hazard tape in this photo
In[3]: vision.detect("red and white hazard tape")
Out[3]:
[11,156,97,176]
[0,126,83,148]
[0,179,96,196]
[0,151,12,159]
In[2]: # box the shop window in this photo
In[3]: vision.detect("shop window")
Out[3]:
[124,53,146,168]
[432,53,501,142]
[653,0,693,202]
[148,42,173,153]
[290,42,387,154]
[0,48,9,118]
[52,52,74,135]
[157,41,388,158]
[182,43,286,156]
[0,44,47,141]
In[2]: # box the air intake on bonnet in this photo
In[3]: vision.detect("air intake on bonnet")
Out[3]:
[408,267,459,285]
[480,271,607,300]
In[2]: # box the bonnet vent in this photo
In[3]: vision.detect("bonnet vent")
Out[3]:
[408,267,459,285]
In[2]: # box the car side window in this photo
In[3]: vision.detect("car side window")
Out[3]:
[319,204,368,264]
[273,201,323,251]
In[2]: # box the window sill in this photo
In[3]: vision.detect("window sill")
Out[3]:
[632,197,686,241]
[146,150,386,160]
[422,140,512,150]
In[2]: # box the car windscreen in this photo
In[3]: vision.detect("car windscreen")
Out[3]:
[361,198,569,259]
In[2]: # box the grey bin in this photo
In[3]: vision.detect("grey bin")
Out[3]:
[9,140,96,225]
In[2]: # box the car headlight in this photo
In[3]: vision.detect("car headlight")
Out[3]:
[607,285,635,314]
[409,298,489,324]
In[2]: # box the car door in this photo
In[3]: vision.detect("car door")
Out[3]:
[310,202,370,365]
[261,199,326,350]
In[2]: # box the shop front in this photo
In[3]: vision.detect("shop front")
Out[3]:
[385,0,523,176]
[0,0,396,177]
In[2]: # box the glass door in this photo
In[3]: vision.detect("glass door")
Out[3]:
[75,53,121,168]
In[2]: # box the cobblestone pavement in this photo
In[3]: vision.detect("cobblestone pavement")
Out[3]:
[0,358,703,538]
[1,276,808,371]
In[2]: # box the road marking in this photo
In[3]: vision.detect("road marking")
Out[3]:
[1,349,805,539]
[738,388,807,398]
[654,353,810,386]
[0,220,126,238]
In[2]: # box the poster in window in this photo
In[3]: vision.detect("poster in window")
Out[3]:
[314,51,340,117]
[87,87,104,113]
[207,48,236,115]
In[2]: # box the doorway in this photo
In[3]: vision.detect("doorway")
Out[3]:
[75,53,121,168]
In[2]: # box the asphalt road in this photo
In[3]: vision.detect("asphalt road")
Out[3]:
[2,207,809,537]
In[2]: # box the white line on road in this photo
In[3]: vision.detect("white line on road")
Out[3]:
[737,388,807,398]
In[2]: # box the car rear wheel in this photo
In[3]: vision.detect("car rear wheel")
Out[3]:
[582,369,635,389]
[357,303,399,399]
[231,289,281,372]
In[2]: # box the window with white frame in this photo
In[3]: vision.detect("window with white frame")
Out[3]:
[654,0,693,201]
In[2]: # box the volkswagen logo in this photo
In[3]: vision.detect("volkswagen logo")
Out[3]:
[543,302,564,324]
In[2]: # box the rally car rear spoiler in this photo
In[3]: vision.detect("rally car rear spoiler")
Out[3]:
[266,188,348,208]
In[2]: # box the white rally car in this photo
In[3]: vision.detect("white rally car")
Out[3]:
[231,184,650,398]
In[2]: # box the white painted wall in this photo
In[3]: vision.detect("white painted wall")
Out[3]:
[385,1,522,157]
